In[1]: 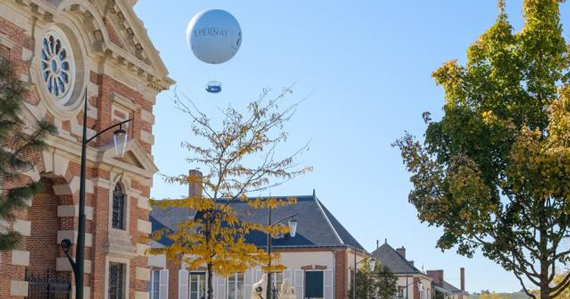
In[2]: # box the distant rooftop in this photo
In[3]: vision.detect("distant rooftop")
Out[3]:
[371,242,423,274]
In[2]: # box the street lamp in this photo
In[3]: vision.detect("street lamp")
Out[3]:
[61,90,132,299]
[352,253,377,299]
[265,206,300,299]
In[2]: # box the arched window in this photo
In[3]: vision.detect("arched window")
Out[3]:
[112,185,125,230]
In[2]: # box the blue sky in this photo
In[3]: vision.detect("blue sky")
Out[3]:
[135,0,570,293]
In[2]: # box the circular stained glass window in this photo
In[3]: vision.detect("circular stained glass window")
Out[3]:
[41,30,75,104]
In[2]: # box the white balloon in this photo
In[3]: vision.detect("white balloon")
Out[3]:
[186,9,242,65]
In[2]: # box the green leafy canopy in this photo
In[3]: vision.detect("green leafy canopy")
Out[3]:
[394,1,570,298]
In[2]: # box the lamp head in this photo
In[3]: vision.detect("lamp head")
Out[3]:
[113,127,128,157]
[288,219,298,237]
[369,258,376,270]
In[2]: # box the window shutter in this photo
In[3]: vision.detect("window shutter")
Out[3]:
[294,269,304,299]
[324,269,334,299]
[159,269,169,299]
[178,270,189,299]
[244,270,253,299]
[216,275,227,299]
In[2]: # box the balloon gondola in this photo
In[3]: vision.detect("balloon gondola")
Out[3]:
[186,9,242,94]
[206,81,222,94]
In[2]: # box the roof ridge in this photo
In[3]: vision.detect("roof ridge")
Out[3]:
[313,195,344,245]
[375,243,423,274]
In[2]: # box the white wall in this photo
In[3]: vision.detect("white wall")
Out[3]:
[397,274,433,299]
[278,251,335,270]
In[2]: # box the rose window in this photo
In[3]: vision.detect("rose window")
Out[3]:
[41,30,75,104]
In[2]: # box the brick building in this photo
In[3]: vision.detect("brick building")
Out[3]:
[0,0,173,298]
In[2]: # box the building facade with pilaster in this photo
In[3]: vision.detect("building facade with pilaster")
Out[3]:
[0,0,173,298]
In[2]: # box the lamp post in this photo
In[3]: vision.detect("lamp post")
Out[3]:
[61,90,132,299]
[352,251,376,299]
[265,207,299,299]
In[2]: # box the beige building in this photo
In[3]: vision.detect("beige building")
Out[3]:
[149,190,369,299]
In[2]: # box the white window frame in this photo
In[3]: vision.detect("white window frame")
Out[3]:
[150,270,163,299]
[227,273,245,299]
[189,271,207,299]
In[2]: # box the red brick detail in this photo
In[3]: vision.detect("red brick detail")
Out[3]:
[166,259,180,299]
[103,18,125,50]
[414,277,420,299]
[335,250,348,299]
[28,178,60,274]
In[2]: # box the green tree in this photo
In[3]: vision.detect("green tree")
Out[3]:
[376,265,398,299]
[150,88,311,299]
[348,266,377,299]
[394,1,570,298]
[0,56,56,250]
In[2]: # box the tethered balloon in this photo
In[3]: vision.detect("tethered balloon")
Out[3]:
[186,9,242,94]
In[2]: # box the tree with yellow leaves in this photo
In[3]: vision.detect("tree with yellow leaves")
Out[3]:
[150,87,311,299]
[394,0,570,298]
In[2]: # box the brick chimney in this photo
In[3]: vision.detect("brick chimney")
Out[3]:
[396,246,406,258]
[427,270,444,286]
[460,267,465,292]
[188,169,203,197]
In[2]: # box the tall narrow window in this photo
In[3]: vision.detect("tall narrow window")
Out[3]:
[190,272,206,299]
[227,273,244,299]
[305,271,324,298]
[151,270,160,299]
[109,263,125,299]
[112,184,125,229]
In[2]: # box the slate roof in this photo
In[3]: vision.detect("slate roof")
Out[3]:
[371,243,422,274]
[433,280,464,294]
[149,194,365,251]
[441,281,463,294]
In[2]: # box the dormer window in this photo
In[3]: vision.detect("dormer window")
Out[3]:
[112,185,126,230]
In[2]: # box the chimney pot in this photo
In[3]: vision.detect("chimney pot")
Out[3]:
[188,169,203,197]
[396,246,406,259]
[460,267,465,292]
[427,270,444,286]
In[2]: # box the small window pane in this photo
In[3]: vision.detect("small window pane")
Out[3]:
[109,263,125,299]
[112,185,125,229]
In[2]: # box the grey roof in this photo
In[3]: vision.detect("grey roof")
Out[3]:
[371,243,422,274]
[150,205,194,231]
[150,194,365,250]
[441,281,464,294]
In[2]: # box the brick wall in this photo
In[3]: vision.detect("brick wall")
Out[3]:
[334,249,347,299]
[28,179,59,275]
[0,1,168,297]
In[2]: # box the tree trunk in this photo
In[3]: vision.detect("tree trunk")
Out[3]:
[208,263,214,299]
[540,255,550,299]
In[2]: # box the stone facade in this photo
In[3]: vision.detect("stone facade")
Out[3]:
[0,0,173,298]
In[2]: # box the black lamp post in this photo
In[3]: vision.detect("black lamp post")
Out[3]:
[265,207,299,299]
[352,251,376,299]
[61,90,132,299]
